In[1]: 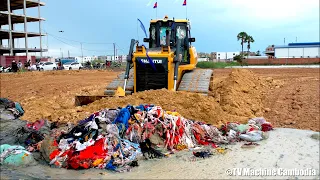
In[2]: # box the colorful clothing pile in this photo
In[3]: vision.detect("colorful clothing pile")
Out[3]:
[48,104,273,172]
[0,144,35,166]
[0,98,25,120]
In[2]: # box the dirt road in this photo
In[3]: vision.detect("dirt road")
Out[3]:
[1,68,319,131]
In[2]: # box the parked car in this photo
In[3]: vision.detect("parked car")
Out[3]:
[38,62,57,71]
[63,62,83,70]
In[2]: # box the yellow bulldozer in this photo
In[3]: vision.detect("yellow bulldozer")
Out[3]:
[75,16,213,106]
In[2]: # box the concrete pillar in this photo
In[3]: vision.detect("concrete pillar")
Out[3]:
[0,25,2,46]
[24,0,28,57]
[11,16,15,55]
[38,0,42,58]
[7,0,13,55]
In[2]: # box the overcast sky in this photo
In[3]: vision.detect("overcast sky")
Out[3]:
[4,0,319,57]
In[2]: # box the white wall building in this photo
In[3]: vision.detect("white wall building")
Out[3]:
[74,55,128,63]
[83,56,93,62]
[274,42,320,58]
[198,57,209,62]
[216,52,240,60]
[106,55,127,61]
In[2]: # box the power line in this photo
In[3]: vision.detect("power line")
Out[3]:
[50,34,114,53]
[43,28,129,55]
[45,31,114,45]
[116,44,128,54]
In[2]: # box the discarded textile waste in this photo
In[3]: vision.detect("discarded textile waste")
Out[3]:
[0,98,24,120]
[46,104,273,172]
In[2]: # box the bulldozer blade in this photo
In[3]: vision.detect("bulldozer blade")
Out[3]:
[75,95,109,106]
[115,86,126,97]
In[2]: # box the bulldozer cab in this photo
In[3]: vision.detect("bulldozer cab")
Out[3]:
[145,18,191,64]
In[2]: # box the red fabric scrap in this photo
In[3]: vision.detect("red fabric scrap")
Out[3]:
[66,138,108,169]
[52,140,58,147]
[193,132,209,146]
[247,127,256,132]
[49,149,60,160]
[261,123,273,132]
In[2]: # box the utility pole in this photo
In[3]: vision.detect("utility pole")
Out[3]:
[113,43,116,61]
[296,37,297,43]
[58,30,64,58]
[47,32,49,56]
[68,50,70,58]
[284,38,286,45]
[38,0,42,58]
[80,42,83,61]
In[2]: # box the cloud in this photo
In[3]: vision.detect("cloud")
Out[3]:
[222,0,318,20]
[191,0,319,28]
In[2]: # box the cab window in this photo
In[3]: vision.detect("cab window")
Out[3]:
[176,25,189,63]
[150,25,156,48]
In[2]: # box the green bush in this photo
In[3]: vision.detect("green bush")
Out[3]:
[196,61,240,68]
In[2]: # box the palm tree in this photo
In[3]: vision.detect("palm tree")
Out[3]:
[237,32,248,56]
[246,35,254,58]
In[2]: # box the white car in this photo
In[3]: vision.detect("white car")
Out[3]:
[38,62,57,71]
[30,64,37,71]
[63,62,83,70]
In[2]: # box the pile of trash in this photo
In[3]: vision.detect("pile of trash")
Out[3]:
[47,104,273,172]
[0,144,36,166]
[0,98,24,120]
[0,98,57,166]
[0,118,55,167]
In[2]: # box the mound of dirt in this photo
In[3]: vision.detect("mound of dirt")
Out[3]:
[22,69,274,126]
[71,69,274,125]
[212,69,274,122]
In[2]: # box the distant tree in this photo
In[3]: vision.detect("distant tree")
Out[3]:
[92,59,104,65]
[256,50,261,56]
[233,54,242,61]
[233,54,245,66]
[245,35,255,58]
[237,32,248,56]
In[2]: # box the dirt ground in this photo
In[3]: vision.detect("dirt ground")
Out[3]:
[1,68,319,131]
[213,68,320,131]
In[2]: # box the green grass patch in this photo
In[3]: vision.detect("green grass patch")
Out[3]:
[196,61,240,68]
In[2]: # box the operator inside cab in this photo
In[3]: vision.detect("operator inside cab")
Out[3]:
[149,15,190,63]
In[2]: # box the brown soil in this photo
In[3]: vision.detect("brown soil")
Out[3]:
[0,70,120,122]
[214,68,320,131]
[1,68,319,131]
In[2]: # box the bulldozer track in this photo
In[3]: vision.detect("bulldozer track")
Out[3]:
[104,68,213,96]
[177,69,214,95]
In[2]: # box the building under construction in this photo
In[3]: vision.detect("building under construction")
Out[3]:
[0,0,47,66]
